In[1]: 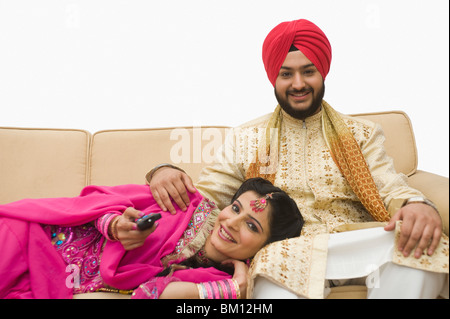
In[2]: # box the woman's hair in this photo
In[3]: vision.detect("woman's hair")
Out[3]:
[231,177,304,245]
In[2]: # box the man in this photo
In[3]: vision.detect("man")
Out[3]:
[147,19,448,298]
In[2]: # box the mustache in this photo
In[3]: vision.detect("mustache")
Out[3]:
[286,88,312,95]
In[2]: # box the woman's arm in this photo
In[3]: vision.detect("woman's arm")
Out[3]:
[91,207,158,250]
[159,260,248,299]
[159,281,199,299]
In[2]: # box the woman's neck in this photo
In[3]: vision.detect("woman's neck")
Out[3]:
[202,235,227,263]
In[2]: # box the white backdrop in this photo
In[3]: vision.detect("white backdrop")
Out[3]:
[0,0,448,177]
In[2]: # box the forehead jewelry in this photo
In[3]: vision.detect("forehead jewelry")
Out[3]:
[250,193,273,213]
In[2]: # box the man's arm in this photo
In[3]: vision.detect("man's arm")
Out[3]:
[147,127,246,213]
[358,121,443,258]
[148,166,197,214]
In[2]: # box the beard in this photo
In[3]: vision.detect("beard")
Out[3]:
[275,83,325,120]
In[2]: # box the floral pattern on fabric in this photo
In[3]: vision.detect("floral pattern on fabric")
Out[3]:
[247,234,328,299]
[393,221,449,273]
[221,106,439,297]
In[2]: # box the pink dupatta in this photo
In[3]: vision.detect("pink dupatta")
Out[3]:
[0,184,229,299]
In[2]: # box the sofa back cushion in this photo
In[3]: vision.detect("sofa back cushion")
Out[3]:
[89,126,229,186]
[0,127,90,204]
[352,111,417,176]
[89,111,417,186]
[0,110,417,204]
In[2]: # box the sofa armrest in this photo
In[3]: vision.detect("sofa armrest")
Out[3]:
[407,170,449,236]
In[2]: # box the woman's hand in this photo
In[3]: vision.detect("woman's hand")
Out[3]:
[222,259,249,299]
[111,207,158,250]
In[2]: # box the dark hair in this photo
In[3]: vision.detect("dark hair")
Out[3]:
[232,177,304,245]
[289,44,300,52]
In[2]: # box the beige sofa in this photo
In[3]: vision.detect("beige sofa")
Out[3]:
[1,110,448,299]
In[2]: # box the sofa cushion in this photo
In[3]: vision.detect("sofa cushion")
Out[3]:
[89,127,229,186]
[89,111,417,187]
[352,111,417,176]
[0,127,90,204]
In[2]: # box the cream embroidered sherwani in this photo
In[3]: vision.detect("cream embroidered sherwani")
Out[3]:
[194,108,449,298]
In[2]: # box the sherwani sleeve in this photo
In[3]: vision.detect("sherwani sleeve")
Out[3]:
[359,122,423,216]
[195,127,246,210]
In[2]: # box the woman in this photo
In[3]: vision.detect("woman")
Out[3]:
[0,177,303,299]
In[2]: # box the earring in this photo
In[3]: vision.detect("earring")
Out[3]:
[250,193,273,213]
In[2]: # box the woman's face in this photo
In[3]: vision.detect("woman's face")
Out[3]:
[208,191,271,261]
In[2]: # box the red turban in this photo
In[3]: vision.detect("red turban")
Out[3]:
[262,19,332,86]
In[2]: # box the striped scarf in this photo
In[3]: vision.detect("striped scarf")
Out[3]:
[245,101,390,222]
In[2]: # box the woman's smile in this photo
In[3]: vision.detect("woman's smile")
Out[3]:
[218,225,237,243]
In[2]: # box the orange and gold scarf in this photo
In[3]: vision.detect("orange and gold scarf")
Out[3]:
[245,101,390,222]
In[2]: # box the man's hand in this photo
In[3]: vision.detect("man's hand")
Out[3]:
[385,203,442,258]
[149,167,197,214]
[113,207,158,250]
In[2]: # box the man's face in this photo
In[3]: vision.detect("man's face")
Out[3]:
[274,50,325,120]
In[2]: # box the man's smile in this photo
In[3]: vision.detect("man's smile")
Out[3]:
[288,90,311,102]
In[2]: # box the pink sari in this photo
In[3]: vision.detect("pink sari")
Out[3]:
[0,184,230,299]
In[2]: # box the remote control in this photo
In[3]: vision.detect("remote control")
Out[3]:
[136,213,161,231]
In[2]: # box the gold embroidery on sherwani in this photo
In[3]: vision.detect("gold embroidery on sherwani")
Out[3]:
[393,221,449,273]
[195,101,445,299]
[238,101,449,299]
[246,101,390,222]
[247,234,329,299]
[321,101,390,222]
[245,105,282,183]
